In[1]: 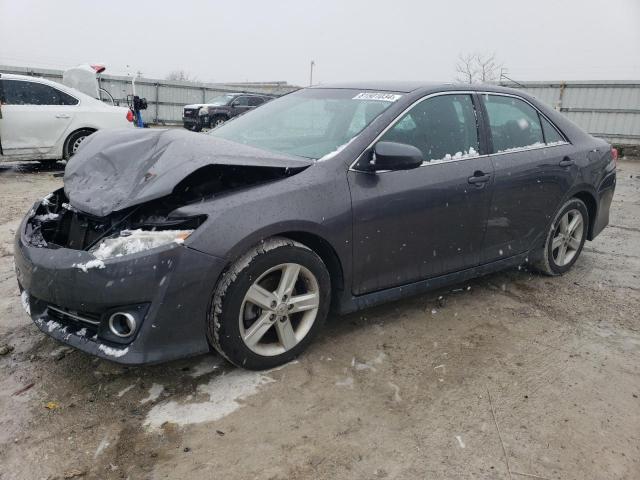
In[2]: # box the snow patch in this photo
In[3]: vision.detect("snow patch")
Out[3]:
[20,290,30,315]
[140,383,164,404]
[335,376,354,388]
[90,229,191,260]
[144,370,275,430]
[33,213,60,222]
[73,259,106,273]
[117,383,136,398]
[97,344,129,358]
[45,320,61,332]
[188,356,223,378]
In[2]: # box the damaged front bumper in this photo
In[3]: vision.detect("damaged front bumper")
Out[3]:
[14,197,227,365]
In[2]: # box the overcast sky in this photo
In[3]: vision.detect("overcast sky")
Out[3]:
[1,0,639,86]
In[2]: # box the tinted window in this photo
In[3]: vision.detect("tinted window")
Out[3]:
[541,115,565,144]
[483,94,543,152]
[1,80,78,106]
[248,96,264,107]
[233,96,250,107]
[380,94,479,162]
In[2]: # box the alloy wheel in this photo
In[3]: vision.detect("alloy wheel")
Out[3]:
[551,208,584,266]
[239,263,320,356]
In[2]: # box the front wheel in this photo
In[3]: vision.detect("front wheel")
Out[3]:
[210,115,226,129]
[208,238,331,370]
[533,198,589,275]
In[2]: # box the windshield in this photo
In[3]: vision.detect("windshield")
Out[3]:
[206,94,236,106]
[209,89,401,159]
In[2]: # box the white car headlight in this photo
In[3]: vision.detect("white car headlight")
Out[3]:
[198,107,208,116]
[89,229,193,260]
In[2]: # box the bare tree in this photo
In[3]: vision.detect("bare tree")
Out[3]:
[455,53,477,84]
[166,70,198,82]
[455,52,503,83]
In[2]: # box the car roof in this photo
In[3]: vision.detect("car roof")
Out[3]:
[310,81,526,95]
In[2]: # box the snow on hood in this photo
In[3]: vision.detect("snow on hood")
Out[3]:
[64,128,312,217]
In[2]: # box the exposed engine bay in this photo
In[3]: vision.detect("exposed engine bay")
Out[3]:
[26,163,299,251]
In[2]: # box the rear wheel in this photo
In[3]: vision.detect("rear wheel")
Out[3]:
[533,198,588,275]
[64,129,94,159]
[208,237,331,370]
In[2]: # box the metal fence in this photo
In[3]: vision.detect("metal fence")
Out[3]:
[501,80,640,146]
[2,65,639,145]
[0,64,299,125]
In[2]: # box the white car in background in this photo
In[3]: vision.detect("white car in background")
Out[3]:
[0,73,134,163]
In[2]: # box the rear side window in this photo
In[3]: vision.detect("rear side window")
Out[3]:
[540,115,565,144]
[1,80,78,106]
[483,94,543,152]
[233,96,250,107]
[380,94,479,162]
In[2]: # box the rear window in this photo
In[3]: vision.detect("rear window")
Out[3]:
[1,79,78,106]
[483,94,543,152]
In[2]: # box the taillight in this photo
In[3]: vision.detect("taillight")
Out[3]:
[126,110,134,123]
[611,147,618,167]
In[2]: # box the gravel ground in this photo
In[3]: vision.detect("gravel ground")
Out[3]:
[0,159,638,480]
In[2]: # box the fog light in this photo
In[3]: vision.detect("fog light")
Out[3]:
[108,312,137,338]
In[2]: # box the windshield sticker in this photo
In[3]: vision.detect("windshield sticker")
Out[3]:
[353,92,403,102]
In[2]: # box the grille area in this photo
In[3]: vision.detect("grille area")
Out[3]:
[46,304,101,337]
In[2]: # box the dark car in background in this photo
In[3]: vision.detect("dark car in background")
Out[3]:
[15,82,616,370]
[182,92,273,131]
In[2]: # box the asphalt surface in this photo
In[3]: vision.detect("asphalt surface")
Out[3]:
[0,159,638,480]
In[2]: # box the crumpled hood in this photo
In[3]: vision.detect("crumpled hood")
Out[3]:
[64,128,312,217]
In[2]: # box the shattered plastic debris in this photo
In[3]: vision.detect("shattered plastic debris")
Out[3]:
[97,344,129,358]
[90,229,192,260]
[73,259,106,273]
[45,401,60,410]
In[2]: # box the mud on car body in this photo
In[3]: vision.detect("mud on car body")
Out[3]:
[14,83,616,369]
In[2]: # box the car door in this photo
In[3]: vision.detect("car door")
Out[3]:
[0,79,77,157]
[348,93,494,295]
[479,93,578,264]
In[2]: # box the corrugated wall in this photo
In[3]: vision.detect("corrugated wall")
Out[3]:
[502,81,640,145]
[0,65,299,125]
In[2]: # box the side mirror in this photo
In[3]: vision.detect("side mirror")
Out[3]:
[371,141,423,171]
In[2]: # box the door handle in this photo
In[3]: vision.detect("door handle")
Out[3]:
[468,172,491,184]
[559,157,574,167]
[55,114,71,119]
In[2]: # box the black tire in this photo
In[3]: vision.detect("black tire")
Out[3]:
[208,237,331,370]
[64,129,94,159]
[210,115,226,129]
[533,198,589,276]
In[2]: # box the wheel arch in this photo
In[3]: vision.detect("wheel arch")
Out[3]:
[276,231,345,296]
[215,228,347,312]
[571,190,598,240]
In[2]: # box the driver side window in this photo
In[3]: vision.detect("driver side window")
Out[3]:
[380,94,479,162]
